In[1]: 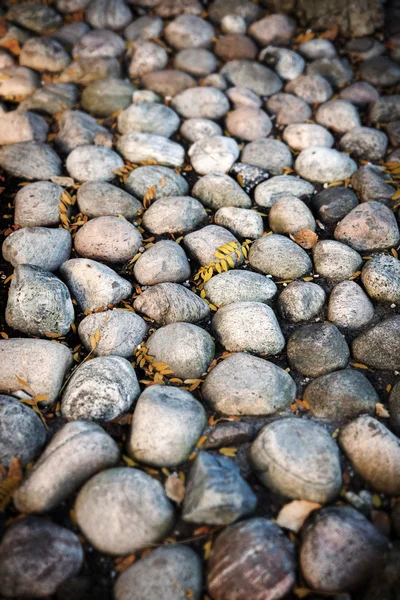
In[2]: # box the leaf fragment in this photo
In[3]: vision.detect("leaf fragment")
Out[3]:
[164,474,186,504]
[290,229,318,249]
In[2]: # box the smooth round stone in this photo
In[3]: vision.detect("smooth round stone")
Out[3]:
[18,82,78,115]
[20,37,70,73]
[359,56,400,87]
[351,164,395,204]
[315,100,361,134]
[183,224,243,267]
[127,40,168,79]
[311,186,358,225]
[0,338,73,406]
[313,240,362,281]
[251,418,342,503]
[208,0,262,23]
[62,356,140,421]
[165,15,214,50]
[389,381,400,434]
[0,111,48,146]
[212,301,285,355]
[81,78,135,117]
[214,206,263,239]
[125,165,188,200]
[295,147,357,184]
[74,216,142,263]
[304,369,378,420]
[261,47,305,81]
[180,118,222,143]
[3,227,71,271]
[370,95,400,123]
[249,234,312,279]
[142,70,196,97]
[286,74,333,104]
[14,421,120,514]
[339,126,388,162]
[204,271,277,307]
[352,316,400,370]
[214,34,257,62]
[6,4,62,33]
[117,133,184,168]
[85,0,132,30]
[300,507,388,593]
[202,73,227,90]
[248,14,295,46]
[77,181,142,219]
[0,66,40,101]
[134,283,210,325]
[269,196,316,234]
[55,110,112,155]
[124,15,163,42]
[127,385,206,466]
[75,467,174,555]
[207,518,295,600]
[172,87,229,120]
[226,86,261,109]
[283,123,334,151]
[229,162,268,192]
[265,92,310,124]
[0,395,46,468]
[306,58,354,88]
[346,37,385,61]
[60,258,132,311]
[134,240,190,285]
[58,56,122,85]
[0,141,61,180]
[221,14,246,34]
[142,196,207,235]
[254,175,314,209]
[335,201,400,252]
[340,81,380,107]
[192,173,251,210]
[118,102,180,138]
[132,90,162,104]
[287,323,350,378]
[146,323,215,379]
[241,138,292,175]
[114,546,202,600]
[174,48,217,76]
[0,518,83,599]
[51,20,90,45]
[189,136,240,175]
[66,145,123,183]
[328,281,374,330]
[220,59,283,96]
[78,310,147,357]
[202,352,295,416]
[225,107,272,141]
[298,39,337,60]
[340,416,400,495]
[278,281,326,323]
[362,254,400,303]
[73,29,125,59]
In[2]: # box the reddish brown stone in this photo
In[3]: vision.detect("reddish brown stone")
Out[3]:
[155,0,203,18]
[214,35,257,62]
[141,70,195,97]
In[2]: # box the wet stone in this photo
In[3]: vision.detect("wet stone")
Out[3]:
[249,234,312,279]
[0,110,48,145]
[339,81,380,107]
[351,316,400,370]
[77,181,142,219]
[134,282,210,325]
[339,127,388,162]
[241,138,293,175]
[214,206,263,239]
[254,175,314,209]
[134,240,190,286]
[328,281,374,330]
[117,102,180,138]
[283,123,334,151]
[165,15,215,50]
[220,60,283,96]
[269,196,316,234]
[192,173,251,210]
[214,34,257,62]
[55,110,112,154]
[174,48,217,76]
[311,186,358,225]
[180,118,222,143]
[183,225,243,267]
[361,254,400,303]
[74,216,142,263]
[295,147,357,183]
[142,196,207,235]
[315,99,360,133]
[351,164,396,204]
[266,92,312,125]
[3,227,71,271]
[285,74,333,104]
[204,270,277,307]
[172,86,229,120]
[313,240,363,281]
[20,37,71,73]
[189,136,240,175]
[117,133,185,168]
[278,281,326,323]
[0,141,62,180]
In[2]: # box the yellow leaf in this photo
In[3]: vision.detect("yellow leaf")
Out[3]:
[122,455,138,467]
[219,447,237,457]
[372,493,382,508]
[215,262,222,274]
[203,540,213,560]
[90,333,97,350]
[214,251,226,260]
[200,289,206,298]
[221,260,228,272]
[392,189,400,200]
[0,332,8,339]
[33,394,49,403]
[351,363,369,370]
[392,248,399,259]
[302,276,314,282]
[15,375,30,388]
[386,384,392,393]
[226,255,234,268]
[349,271,361,280]
[294,588,313,599]
[197,435,208,447]
[94,328,101,343]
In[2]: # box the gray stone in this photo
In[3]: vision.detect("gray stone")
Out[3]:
[389,381,400,435]
[6,3,62,34]
[352,316,400,370]
[202,352,295,416]
[0,141,61,180]
[75,467,174,555]
[74,216,142,263]
[298,39,337,60]
[328,281,374,330]
[0,66,39,101]
[124,165,188,200]
[20,37,71,73]
[189,135,240,175]
[180,118,222,143]
[278,281,326,322]
[266,92,312,125]
[387,121,400,147]
[269,196,316,234]
[287,323,350,378]
[351,164,396,204]
[226,107,272,141]
[66,145,124,183]
[220,60,283,96]
[339,127,388,162]
[6,265,74,337]
[124,15,163,42]
[77,181,142,219]
[142,196,207,235]
[114,546,202,600]
[202,73,227,90]
[132,90,162,104]
[146,322,215,379]
[251,418,342,503]
[183,225,243,267]
[226,86,261,108]
[56,110,112,155]
[127,41,168,79]
[0,111,48,145]
[118,102,180,138]
[311,186,358,225]
[58,56,122,85]
[212,301,285,355]
[283,123,334,151]
[183,452,256,525]
[51,21,90,47]
[165,15,214,50]
[361,254,400,303]
[303,370,378,420]
[208,0,262,24]
[203,421,256,450]
[81,78,135,117]
[339,81,380,107]
[2,227,71,271]
[214,207,263,239]
[175,48,216,76]
[306,58,354,88]
[14,421,120,513]
[254,175,314,209]
[142,70,196,97]
[0,395,46,468]
[127,385,206,467]
[204,270,277,307]
[334,202,400,252]
[192,173,251,210]
[315,100,360,133]
[85,0,132,30]
[295,147,357,183]
[313,240,363,281]
[369,95,400,123]
[78,310,147,357]
[134,240,190,286]
[134,283,209,325]
[241,138,293,175]
[73,29,125,59]
[117,133,184,168]
[346,37,385,61]
[359,56,400,87]
[18,82,78,116]
[285,74,333,104]
[229,162,269,193]
[249,234,312,279]
[0,518,83,598]
[172,87,229,120]
[248,14,296,46]
[221,14,247,34]
[260,47,305,81]
[60,258,132,311]
[0,49,15,70]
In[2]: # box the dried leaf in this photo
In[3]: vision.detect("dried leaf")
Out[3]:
[294,588,314,599]
[276,500,321,533]
[392,248,399,259]
[290,229,318,249]
[115,555,136,573]
[33,394,49,403]
[0,38,21,56]
[143,184,157,208]
[319,23,339,40]
[164,474,186,504]
[219,447,237,457]
[203,540,213,560]
[376,403,390,418]
[351,362,369,370]
[0,458,23,512]
[392,189,400,201]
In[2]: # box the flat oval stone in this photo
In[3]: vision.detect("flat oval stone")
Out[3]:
[283,123,334,151]
[221,14,247,34]
[313,240,362,281]
[339,127,388,162]
[134,240,190,285]
[189,136,240,175]
[77,181,142,218]
[72,29,125,59]
[227,86,261,108]
[316,100,361,133]
[241,138,293,175]
[172,86,229,119]
[78,310,147,357]
[295,147,357,183]
[117,133,184,167]
[74,216,142,262]
[266,92,312,125]
[261,46,305,81]
[351,164,395,205]
[0,142,62,180]
[134,283,210,325]
[0,66,40,101]
[359,56,400,87]
[124,165,188,200]
[328,281,374,330]
[124,15,163,42]
[214,206,263,239]
[20,37,71,73]
[118,102,180,138]
[55,110,112,155]
[0,110,48,145]
[214,34,257,62]
[340,81,379,107]
[298,39,337,60]
[306,58,353,87]
[180,118,222,143]
[311,186,358,225]
[254,175,314,209]
[18,82,78,115]
[269,196,316,234]
[58,56,122,85]
[361,254,400,303]
[165,15,214,49]
[66,145,124,182]
[192,173,251,210]
[175,47,217,76]
[351,316,400,370]
[220,59,283,96]
[2,227,71,271]
[286,74,333,104]
[278,281,326,322]
[142,70,196,97]
[81,78,135,117]
[6,4,62,34]
[204,270,277,307]
[142,196,207,235]
[85,0,132,30]
[127,40,168,79]
[183,225,243,267]
[248,13,295,46]
[249,234,312,279]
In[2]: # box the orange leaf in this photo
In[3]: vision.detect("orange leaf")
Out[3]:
[290,229,318,249]
[0,38,21,56]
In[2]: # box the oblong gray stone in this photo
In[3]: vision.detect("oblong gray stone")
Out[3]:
[0,110,48,145]
[351,316,400,370]
[118,102,180,138]
[81,78,135,117]
[142,196,207,235]
[361,254,400,303]
[124,165,189,200]
[328,281,374,330]
[249,234,312,279]
[134,240,191,286]
[183,224,243,267]
[77,181,142,219]
[78,310,148,357]
[2,227,71,271]
[134,283,210,325]
[204,270,277,307]
[20,37,71,73]
[220,60,283,96]
[55,110,112,155]
[241,138,293,176]
[278,281,326,322]
[117,133,185,167]
[189,135,240,175]
[295,147,357,183]
[74,216,142,263]
[66,145,124,182]
[313,240,363,281]
[0,142,62,180]
[254,175,314,209]
[269,196,316,234]
[192,173,251,210]
[214,207,263,239]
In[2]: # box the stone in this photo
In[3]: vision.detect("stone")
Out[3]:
[283,123,334,151]
[55,110,112,155]
[285,74,333,104]
[214,206,263,239]
[2,227,71,271]
[0,141,61,180]
[306,58,354,88]
[221,14,247,35]
[153,0,202,17]
[0,395,46,468]
[142,196,207,235]
[300,507,388,593]
[132,90,162,104]
[58,56,122,85]
[134,283,210,325]
[351,316,400,370]
[370,95,400,123]
[14,421,120,513]
[334,201,400,252]
[117,102,180,138]
[124,15,164,42]
[66,145,124,182]
[134,240,190,285]
[226,86,261,109]
[241,138,293,175]
[351,164,396,205]
[128,41,168,79]
[165,15,215,50]
[203,421,256,450]
[114,546,203,600]
[81,79,135,117]
[175,48,217,76]
[208,0,262,24]
[189,136,240,175]
[389,381,400,435]
[248,14,296,46]
[202,352,295,415]
[117,133,184,168]
[74,216,142,263]
[20,37,71,73]
[61,356,140,421]
[85,0,132,30]
[207,518,296,600]
[315,99,360,133]
[183,225,243,267]
[0,49,15,70]
[360,56,400,87]
[51,21,90,47]
[251,418,342,503]
[202,73,227,90]
[180,118,222,143]
[295,147,357,183]
[172,87,229,120]
[287,323,350,377]
[340,127,388,162]
[261,46,305,81]
[142,70,196,97]
[0,518,83,598]
[313,240,363,281]
[266,92,312,124]
[254,175,314,209]
[298,39,337,60]
[303,370,379,420]
[248,234,312,279]
[346,37,385,61]
[192,173,251,210]
[146,323,215,379]
[6,3,62,34]
[229,162,269,193]
[6,265,74,337]
[124,165,188,200]
[60,258,132,311]
[18,82,78,115]
[226,107,272,141]
[361,254,400,303]
[127,385,206,467]
[214,34,257,62]
[0,66,40,101]
[269,196,316,234]
[340,81,380,107]
[78,310,147,357]
[328,281,374,330]
[75,467,174,555]
[311,186,358,225]
[204,270,277,307]
[73,29,125,59]
[0,111,48,145]
[212,301,285,355]
[220,60,283,96]
[278,281,326,322]
[77,181,142,219]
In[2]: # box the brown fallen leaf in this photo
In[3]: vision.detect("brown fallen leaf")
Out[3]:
[164,474,186,505]
[319,23,339,40]
[376,403,390,418]
[290,229,318,249]
[0,457,23,512]
[276,500,321,533]
[0,38,21,56]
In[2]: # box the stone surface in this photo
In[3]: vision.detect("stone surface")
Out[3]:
[18,82,78,115]
[189,136,240,175]
[389,381,400,435]
[204,270,277,307]
[286,74,333,104]
[298,39,337,60]
[124,15,163,42]
[359,56,400,87]
[283,123,334,151]
[361,254,400,303]
[20,37,71,73]
[142,196,207,235]
[248,14,296,46]
[249,234,312,279]
[142,70,196,97]
[278,281,326,322]
[241,138,293,175]
[74,216,142,263]
[66,145,124,182]
[313,240,363,281]
[77,181,142,219]
[328,281,374,330]
[0,111,48,145]
[220,60,283,96]
[183,225,243,267]
[0,66,40,101]
[118,102,180,138]
[214,34,257,62]
[269,196,316,234]
[78,310,147,357]
[165,15,214,50]
[124,165,188,200]
[172,87,229,120]
[73,29,125,59]
[81,78,135,117]
[340,81,380,107]
[254,175,314,208]
[180,118,222,143]
[334,202,400,252]
[117,133,184,168]
[351,164,396,205]
[58,56,122,85]
[352,316,400,370]
[84,0,133,30]
[6,4,63,34]
[225,107,272,141]
[315,99,360,133]
[0,142,62,180]
[311,186,358,225]
[307,58,354,88]
[214,206,263,239]
[339,127,388,162]
[174,48,217,77]
[266,92,312,125]
[192,173,251,210]
[134,283,210,325]
[2,227,71,271]
[134,240,190,285]
[55,110,112,155]
[295,147,357,183]
[261,47,305,81]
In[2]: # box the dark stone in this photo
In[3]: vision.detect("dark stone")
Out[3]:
[312,186,358,225]
[229,162,269,193]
